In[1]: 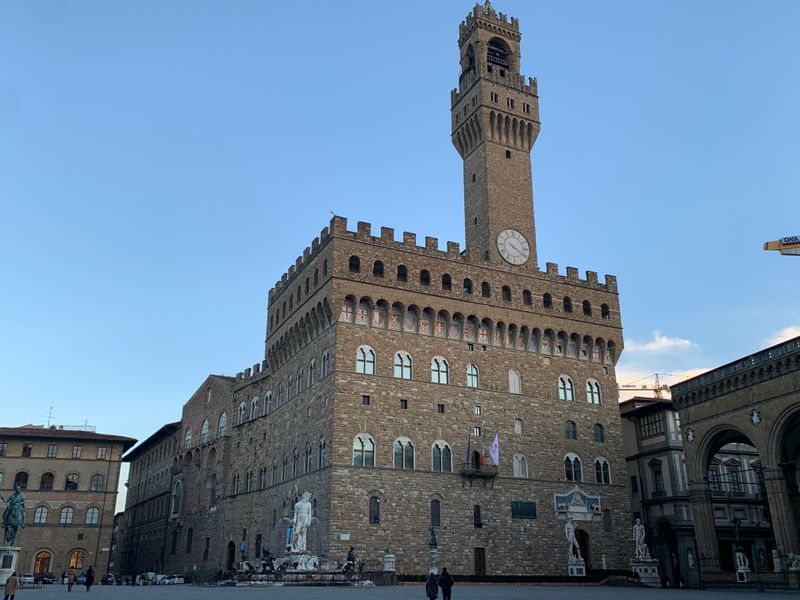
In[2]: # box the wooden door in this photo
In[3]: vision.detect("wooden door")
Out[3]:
[474,547,486,576]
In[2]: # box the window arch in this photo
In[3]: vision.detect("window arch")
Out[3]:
[308,360,316,386]
[394,352,413,379]
[184,427,192,449]
[217,412,228,437]
[237,402,246,425]
[466,363,479,388]
[369,496,380,524]
[558,375,575,401]
[322,351,331,377]
[33,505,48,524]
[502,285,511,301]
[265,392,272,415]
[508,370,522,394]
[353,434,375,467]
[85,507,100,525]
[90,474,105,492]
[356,345,376,375]
[271,461,278,485]
[60,506,75,525]
[564,453,583,482]
[543,293,553,309]
[463,278,473,294]
[305,444,313,473]
[481,282,491,298]
[318,438,327,468]
[582,300,592,316]
[522,289,532,305]
[14,472,28,489]
[432,441,452,472]
[172,481,183,513]
[34,550,51,575]
[393,437,415,469]
[564,420,577,440]
[442,273,452,291]
[595,457,611,485]
[39,472,54,490]
[200,419,209,443]
[420,270,431,286]
[250,397,259,420]
[397,264,408,282]
[246,470,253,492]
[513,454,528,478]
[601,303,610,319]
[431,357,449,384]
[349,256,360,273]
[373,260,384,277]
[593,423,605,443]
[586,379,603,404]
[68,550,85,569]
[563,297,573,312]
[65,473,79,491]
[514,418,523,435]
[430,499,441,527]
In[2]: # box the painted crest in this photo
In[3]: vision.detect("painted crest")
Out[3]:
[554,486,602,521]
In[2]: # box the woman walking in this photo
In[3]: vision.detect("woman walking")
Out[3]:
[3,571,19,600]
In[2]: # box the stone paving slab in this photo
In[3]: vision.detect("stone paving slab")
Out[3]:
[14,584,799,600]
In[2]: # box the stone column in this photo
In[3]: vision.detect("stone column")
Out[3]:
[763,467,800,567]
[688,482,721,576]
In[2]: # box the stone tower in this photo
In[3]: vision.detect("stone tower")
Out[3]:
[451,1,541,268]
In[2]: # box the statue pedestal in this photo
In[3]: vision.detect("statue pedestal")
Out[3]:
[568,556,586,577]
[383,551,395,572]
[630,559,661,587]
[736,567,750,583]
[0,547,20,586]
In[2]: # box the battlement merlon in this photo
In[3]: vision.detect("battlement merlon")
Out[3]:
[234,359,269,387]
[451,66,538,108]
[459,2,520,40]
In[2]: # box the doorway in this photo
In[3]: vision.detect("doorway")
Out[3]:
[576,529,590,569]
[474,547,486,576]
[226,541,236,571]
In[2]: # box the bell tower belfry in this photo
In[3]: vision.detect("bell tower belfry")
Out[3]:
[451,1,540,268]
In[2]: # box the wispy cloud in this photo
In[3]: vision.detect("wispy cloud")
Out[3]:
[625,330,696,353]
[764,326,800,347]
[616,366,710,398]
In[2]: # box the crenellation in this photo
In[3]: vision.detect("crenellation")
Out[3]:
[380,226,394,241]
[403,231,416,246]
[253,362,260,375]
[586,271,598,285]
[244,367,251,378]
[425,235,439,250]
[447,241,460,255]
[356,221,372,239]
[303,247,311,260]
[566,266,579,280]
[605,275,618,292]
[546,262,559,275]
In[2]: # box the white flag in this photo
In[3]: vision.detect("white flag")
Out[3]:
[489,433,499,465]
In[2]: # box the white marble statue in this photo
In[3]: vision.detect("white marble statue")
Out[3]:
[633,518,651,560]
[687,548,696,569]
[735,549,750,571]
[290,492,313,553]
[564,517,582,560]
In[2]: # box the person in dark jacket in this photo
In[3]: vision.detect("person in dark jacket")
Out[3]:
[438,568,454,600]
[425,572,438,600]
[85,567,95,591]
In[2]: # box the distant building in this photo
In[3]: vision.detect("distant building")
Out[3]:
[621,397,766,587]
[0,425,135,578]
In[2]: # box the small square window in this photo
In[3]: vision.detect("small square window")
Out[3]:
[72,446,82,459]
[474,405,482,416]
[505,149,512,159]
[400,399,408,410]
[437,404,445,414]
[490,92,498,103]
[362,395,370,406]
[48,444,58,458]
[97,447,107,460]
[467,343,474,351]
[506,97,514,109]
[523,102,531,114]
[473,426,481,437]
[22,444,32,457]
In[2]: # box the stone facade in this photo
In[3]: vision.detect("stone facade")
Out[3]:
[0,426,135,579]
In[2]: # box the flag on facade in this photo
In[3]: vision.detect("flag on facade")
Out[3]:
[465,432,472,466]
[489,433,499,465]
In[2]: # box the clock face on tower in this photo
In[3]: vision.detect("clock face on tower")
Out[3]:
[496,229,530,265]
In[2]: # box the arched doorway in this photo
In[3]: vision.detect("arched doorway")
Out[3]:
[575,529,590,569]
[778,411,800,542]
[226,541,236,571]
[655,521,682,587]
[34,551,51,575]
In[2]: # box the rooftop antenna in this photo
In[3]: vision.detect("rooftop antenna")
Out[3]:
[45,406,54,427]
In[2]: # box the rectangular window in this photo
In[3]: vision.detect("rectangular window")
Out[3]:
[653,470,664,493]
[640,413,665,438]
[630,475,639,495]
[97,447,108,460]
[506,97,515,109]
[72,445,82,459]
[437,404,445,414]
[362,395,370,406]
[505,149,512,159]
[473,426,481,437]
[22,444,32,457]
[0,443,6,457]
[48,444,58,458]
[474,405,482,416]
[203,537,210,561]
[467,343,474,351]
[473,505,483,528]
[523,102,531,114]
[490,92,498,103]
[511,501,537,519]
[400,399,408,410]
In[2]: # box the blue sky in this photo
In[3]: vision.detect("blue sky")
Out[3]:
[1,1,799,507]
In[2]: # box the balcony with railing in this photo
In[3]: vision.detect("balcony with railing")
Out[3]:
[459,461,498,479]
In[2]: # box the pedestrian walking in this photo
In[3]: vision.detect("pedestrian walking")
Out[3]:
[425,572,438,600]
[3,571,18,600]
[85,567,94,591]
[438,568,454,600]
[67,569,76,592]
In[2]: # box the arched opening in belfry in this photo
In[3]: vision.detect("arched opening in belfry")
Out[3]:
[702,429,774,573]
[487,38,510,68]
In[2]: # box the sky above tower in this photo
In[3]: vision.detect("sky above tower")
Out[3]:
[1,0,799,492]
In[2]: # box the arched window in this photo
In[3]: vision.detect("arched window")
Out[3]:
[563,297,573,313]
[420,270,431,286]
[314,268,319,287]
[514,418,523,435]
[34,550,51,575]
[502,285,511,301]
[184,427,192,449]
[522,290,532,305]
[431,357,449,384]
[349,255,360,273]
[373,260,384,277]
[323,259,328,276]
[60,506,75,525]
[463,278,473,294]
[281,457,288,481]
[564,420,577,440]
[308,360,316,386]
[595,458,611,485]
[250,397,259,420]
[85,507,100,525]
[33,506,48,524]
[393,352,413,379]
[217,412,228,437]
[431,499,441,527]
[582,300,592,316]
[186,527,194,554]
[90,474,105,492]
[296,369,303,394]
[259,467,266,490]
[305,444,313,473]
[65,473,79,491]
[432,442,452,472]
[14,472,28,489]
[265,392,272,415]
[172,481,183,514]
[601,304,610,319]
[271,461,278,485]
[246,470,253,492]
[393,438,415,469]
[369,496,380,524]
[68,550,85,569]
[232,473,240,494]
[292,449,299,478]
[487,37,510,67]
[356,345,376,375]
[39,472,54,490]
[322,351,331,377]
[318,438,327,468]
[353,434,375,467]
[200,419,209,443]
[466,363,479,388]
[558,375,575,401]
[481,282,491,298]
[397,264,408,282]
[564,453,583,482]
[237,402,246,425]
[513,454,528,478]
[508,370,522,394]
[442,273,452,290]
[543,293,553,309]
[586,379,602,404]
[593,423,605,443]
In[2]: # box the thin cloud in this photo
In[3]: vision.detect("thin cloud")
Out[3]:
[625,330,696,353]
[764,326,800,347]
[617,367,710,400]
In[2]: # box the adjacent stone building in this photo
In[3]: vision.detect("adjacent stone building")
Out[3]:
[120,1,630,578]
[0,425,135,578]
[671,336,800,588]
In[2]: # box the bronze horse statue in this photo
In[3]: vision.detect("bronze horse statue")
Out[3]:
[2,485,26,546]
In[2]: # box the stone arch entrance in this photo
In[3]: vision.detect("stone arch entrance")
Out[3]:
[575,529,590,569]
[226,541,236,571]
[768,407,800,558]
